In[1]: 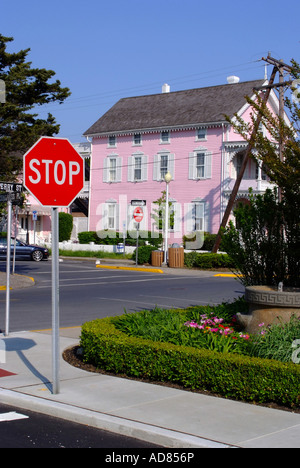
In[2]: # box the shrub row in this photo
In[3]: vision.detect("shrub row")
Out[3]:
[80,316,300,409]
[78,231,162,248]
[184,252,236,269]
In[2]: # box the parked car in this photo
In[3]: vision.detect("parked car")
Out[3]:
[0,237,49,262]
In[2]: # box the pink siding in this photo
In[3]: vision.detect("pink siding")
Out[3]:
[89,127,225,241]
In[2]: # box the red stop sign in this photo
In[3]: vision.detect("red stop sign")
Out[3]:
[23,137,84,207]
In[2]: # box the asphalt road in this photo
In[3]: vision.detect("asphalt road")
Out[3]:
[0,403,161,448]
[0,259,244,333]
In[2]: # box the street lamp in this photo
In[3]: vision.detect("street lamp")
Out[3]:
[163,171,172,264]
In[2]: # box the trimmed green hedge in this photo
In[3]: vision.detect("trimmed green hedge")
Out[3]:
[184,252,236,269]
[80,316,300,409]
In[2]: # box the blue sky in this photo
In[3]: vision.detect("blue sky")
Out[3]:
[1,0,299,143]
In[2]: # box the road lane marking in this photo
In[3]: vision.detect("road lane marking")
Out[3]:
[0,412,29,422]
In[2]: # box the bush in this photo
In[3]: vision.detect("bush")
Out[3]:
[183,232,227,251]
[78,231,162,248]
[184,252,236,269]
[80,311,300,408]
[222,188,300,287]
[59,212,73,242]
[132,245,157,264]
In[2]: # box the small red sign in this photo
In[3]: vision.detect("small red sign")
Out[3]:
[133,206,144,223]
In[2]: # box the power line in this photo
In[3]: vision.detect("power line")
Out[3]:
[37,60,264,114]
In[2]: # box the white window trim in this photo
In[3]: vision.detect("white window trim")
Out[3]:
[103,154,122,183]
[185,199,209,234]
[188,147,212,180]
[133,133,142,146]
[153,152,175,181]
[128,153,148,182]
[195,128,207,142]
[160,130,170,144]
[107,135,117,148]
[102,200,119,231]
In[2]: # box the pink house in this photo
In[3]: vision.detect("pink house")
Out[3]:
[84,78,285,247]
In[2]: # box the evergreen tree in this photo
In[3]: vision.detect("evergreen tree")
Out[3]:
[0,34,70,179]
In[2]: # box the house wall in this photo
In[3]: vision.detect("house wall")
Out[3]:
[89,126,225,243]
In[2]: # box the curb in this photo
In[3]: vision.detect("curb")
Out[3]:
[0,388,231,448]
[96,265,164,274]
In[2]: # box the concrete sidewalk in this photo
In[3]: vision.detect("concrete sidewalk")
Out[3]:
[1,327,300,448]
[1,262,300,448]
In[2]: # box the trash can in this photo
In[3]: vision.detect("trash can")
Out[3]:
[168,247,184,268]
[117,243,125,254]
[151,250,163,267]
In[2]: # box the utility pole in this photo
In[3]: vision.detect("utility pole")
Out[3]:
[212,54,292,253]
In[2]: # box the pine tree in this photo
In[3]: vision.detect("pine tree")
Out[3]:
[0,34,71,179]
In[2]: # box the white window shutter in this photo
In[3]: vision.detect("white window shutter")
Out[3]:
[103,158,109,183]
[168,153,175,179]
[115,203,120,231]
[116,157,122,182]
[188,153,195,179]
[153,154,160,181]
[141,155,148,181]
[185,203,195,235]
[102,203,108,230]
[173,202,182,235]
[205,152,212,179]
[128,156,134,182]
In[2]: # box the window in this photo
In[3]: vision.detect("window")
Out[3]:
[109,158,117,182]
[134,156,142,181]
[103,155,122,183]
[185,200,207,236]
[160,131,170,143]
[108,204,116,229]
[188,149,212,180]
[153,152,175,181]
[101,201,119,230]
[192,203,204,231]
[196,128,207,141]
[133,133,142,145]
[108,135,116,147]
[128,153,148,182]
[196,153,205,179]
[160,154,168,179]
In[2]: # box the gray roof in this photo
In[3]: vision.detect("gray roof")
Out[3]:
[83,79,265,136]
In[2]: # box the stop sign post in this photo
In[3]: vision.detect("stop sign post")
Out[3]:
[23,137,84,394]
[133,206,144,265]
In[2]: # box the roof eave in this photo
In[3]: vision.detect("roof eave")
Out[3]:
[83,120,230,139]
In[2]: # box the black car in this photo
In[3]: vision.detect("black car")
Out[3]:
[0,237,49,262]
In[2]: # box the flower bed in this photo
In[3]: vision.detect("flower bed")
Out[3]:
[80,302,300,409]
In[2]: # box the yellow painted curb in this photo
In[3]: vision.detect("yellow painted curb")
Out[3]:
[96,265,164,274]
[14,273,35,283]
[214,273,242,277]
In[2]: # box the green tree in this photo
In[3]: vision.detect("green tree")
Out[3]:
[223,60,300,287]
[59,212,73,242]
[0,34,70,179]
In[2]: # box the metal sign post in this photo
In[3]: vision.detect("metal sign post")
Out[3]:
[23,137,85,395]
[5,195,12,336]
[51,207,60,395]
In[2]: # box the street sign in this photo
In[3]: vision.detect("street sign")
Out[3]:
[23,136,84,207]
[131,199,146,206]
[0,182,23,193]
[133,206,144,223]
